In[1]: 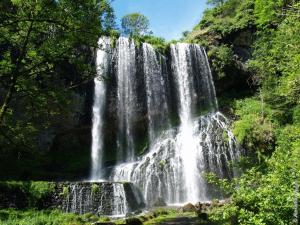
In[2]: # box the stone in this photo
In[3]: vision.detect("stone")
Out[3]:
[0,181,145,216]
[194,201,212,212]
[125,217,143,225]
[182,203,196,212]
[138,215,149,222]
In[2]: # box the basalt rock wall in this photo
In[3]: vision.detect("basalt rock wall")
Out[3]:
[0,182,145,216]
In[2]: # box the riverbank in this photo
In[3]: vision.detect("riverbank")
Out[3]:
[0,207,213,225]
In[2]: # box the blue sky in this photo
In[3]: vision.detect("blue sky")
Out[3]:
[112,0,208,40]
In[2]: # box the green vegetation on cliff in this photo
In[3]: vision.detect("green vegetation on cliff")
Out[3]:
[187,0,300,224]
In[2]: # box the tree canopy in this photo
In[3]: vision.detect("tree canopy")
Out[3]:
[121,13,151,36]
[0,0,114,154]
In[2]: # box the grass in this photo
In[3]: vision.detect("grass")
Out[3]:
[0,209,127,225]
[137,208,197,225]
[0,207,210,225]
[143,212,196,225]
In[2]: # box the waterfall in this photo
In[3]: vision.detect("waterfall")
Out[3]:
[170,43,219,202]
[90,37,242,208]
[90,37,110,180]
[116,37,137,162]
[171,43,201,202]
[142,43,170,142]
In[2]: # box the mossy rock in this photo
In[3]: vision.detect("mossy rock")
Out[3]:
[182,203,197,212]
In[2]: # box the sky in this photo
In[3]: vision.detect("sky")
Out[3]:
[112,0,208,41]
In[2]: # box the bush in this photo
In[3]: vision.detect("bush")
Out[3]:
[208,45,235,79]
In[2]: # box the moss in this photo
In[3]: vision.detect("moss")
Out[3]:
[60,186,69,199]
[222,131,229,142]
[91,184,100,196]
[98,216,111,222]
[135,135,149,156]
[129,34,169,54]
[169,113,180,127]
[159,160,166,169]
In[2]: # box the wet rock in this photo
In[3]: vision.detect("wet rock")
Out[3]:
[123,183,146,211]
[182,203,196,212]
[152,197,167,207]
[195,202,211,212]
[125,217,143,225]
[0,181,145,216]
[139,215,149,222]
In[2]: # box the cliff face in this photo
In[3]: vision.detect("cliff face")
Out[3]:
[0,48,95,181]
[0,35,249,181]
[0,181,145,215]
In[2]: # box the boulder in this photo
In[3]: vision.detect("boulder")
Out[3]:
[194,201,211,212]
[182,203,196,212]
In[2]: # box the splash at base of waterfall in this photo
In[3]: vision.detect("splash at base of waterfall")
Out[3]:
[110,112,240,205]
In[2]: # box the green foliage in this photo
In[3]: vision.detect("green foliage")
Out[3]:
[91,184,100,196]
[248,11,300,124]
[254,0,284,27]
[28,182,55,207]
[143,208,197,225]
[0,208,200,225]
[131,35,168,54]
[121,13,151,36]
[0,209,96,225]
[208,132,299,224]
[233,98,276,157]
[198,0,255,37]
[189,1,300,224]
[0,181,55,208]
[208,45,235,79]
[60,186,69,199]
[0,0,114,157]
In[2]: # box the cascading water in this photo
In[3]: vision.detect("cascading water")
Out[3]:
[170,43,220,202]
[62,182,142,216]
[171,43,205,202]
[142,43,170,142]
[90,37,242,209]
[90,37,110,180]
[116,37,137,162]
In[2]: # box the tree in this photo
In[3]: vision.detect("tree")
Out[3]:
[0,0,115,152]
[121,13,151,36]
